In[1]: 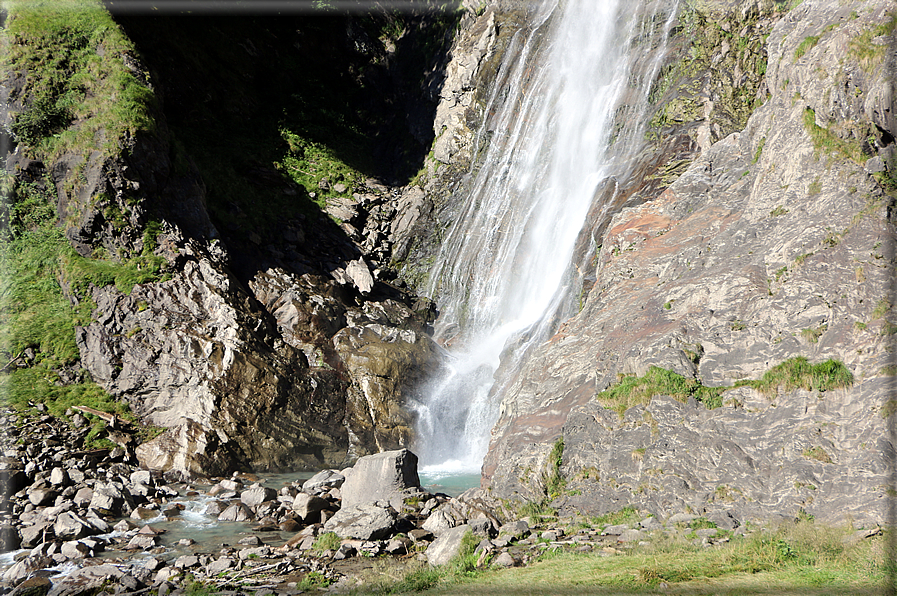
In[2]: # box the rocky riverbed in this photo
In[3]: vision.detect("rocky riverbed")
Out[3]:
[3,409,885,596]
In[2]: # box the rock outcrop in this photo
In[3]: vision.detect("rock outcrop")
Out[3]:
[478,0,897,526]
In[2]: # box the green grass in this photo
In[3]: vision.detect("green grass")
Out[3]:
[802,446,833,464]
[7,0,157,160]
[849,11,897,73]
[734,357,852,395]
[312,532,342,553]
[0,177,157,432]
[794,35,820,60]
[596,367,726,416]
[802,108,869,165]
[544,437,565,500]
[356,520,887,595]
[597,358,852,417]
[591,506,641,527]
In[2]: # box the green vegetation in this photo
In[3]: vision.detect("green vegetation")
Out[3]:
[7,0,156,158]
[119,8,461,238]
[794,35,820,60]
[802,108,869,165]
[362,518,886,595]
[591,506,641,528]
[848,10,897,73]
[807,177,822,195]
[312,532,342,553]
[0,177,138,429]
[647,2,769,142]
[544,438,565,500]
[802,446,833,464]
[752,137,766,164]
[800,323,827,344]
[734,357,853,395]
[596,367,726,416]
[597,357,852,417]
[769,205,789,217]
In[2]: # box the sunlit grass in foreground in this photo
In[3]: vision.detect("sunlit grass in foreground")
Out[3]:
[351,520,892,595]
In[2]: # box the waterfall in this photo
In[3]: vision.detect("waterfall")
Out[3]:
[411,0,680,474]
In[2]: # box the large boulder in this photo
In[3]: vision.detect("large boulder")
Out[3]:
[340,449,421,508]
[322,504,396,540]
[425,524,471,566]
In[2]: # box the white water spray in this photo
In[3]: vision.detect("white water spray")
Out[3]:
[412,0,680,475]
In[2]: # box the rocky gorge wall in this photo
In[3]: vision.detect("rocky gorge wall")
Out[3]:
[3,0,895,530]
[2,3,457,479]
[414,0,897,527]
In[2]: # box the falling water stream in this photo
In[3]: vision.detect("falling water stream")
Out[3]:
[411,0,680,477]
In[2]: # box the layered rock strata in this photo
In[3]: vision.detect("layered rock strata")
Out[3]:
[474,0,897,526]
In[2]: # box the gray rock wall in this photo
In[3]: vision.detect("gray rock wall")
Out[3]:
[479,0,897,525]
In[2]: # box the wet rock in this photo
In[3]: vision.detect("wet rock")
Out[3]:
[240,485,277,509]
[19,523,52,548]
[49,563,125,594]
[9,576,51,596]
[217,503,253,522]
[125,533,158,550]
[88,482,128,516]
[60,540,92,559]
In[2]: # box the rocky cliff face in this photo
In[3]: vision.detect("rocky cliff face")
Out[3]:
[462,0,897,526]
[2,4,450,478]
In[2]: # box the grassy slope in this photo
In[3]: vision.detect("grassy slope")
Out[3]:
[1,0,166,438]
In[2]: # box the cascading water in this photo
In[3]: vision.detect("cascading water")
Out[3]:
[411,0,680,476]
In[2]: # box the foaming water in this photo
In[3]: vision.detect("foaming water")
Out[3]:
[411,0,680,472]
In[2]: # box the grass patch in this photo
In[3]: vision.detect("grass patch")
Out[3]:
[591,506,641,528]
[596,367,726,416]
[544,438,565,500]
[800,323,827,344]
[770,205,789,217]
[881,400,897,418]
[848,10,897,73]
[7,0,157,160]
[802,108,869,165]
[312,532,342,553]
[802,446,833,464]
[734,357,852,395]
[794,35,820,60]
[752,137,766,164]
[597,358,852,416]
